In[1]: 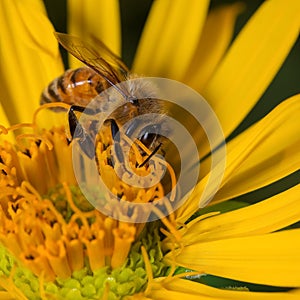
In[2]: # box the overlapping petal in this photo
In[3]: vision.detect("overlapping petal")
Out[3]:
[174,184,300,245]
[1,0,299,298]
[0,0,64,125]
[214,94,300,202]
[167,228,300,287]
[67,0,121,69]
[175,95,300,223]
[184,3,244,92]
[148,278,300,300]
[215,139,300,201]
[132,0,209,80]
[0,103,10,129]
[166,184,300,287]
[202,0,300,137]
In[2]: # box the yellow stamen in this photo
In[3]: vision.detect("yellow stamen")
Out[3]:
[33,102,70,126]
[39,272,48,300]
[0,125,8,135]
[21,249,55,282]
[150,204,181,242]
[62,182,89,228]
[64,238,84,271]
[6,123,35,132]
[122,135,149,167]
[102,282,110,300]
[141,246,154,296]
[161,196,175,224]
[81,228,106,271]
[104,217,117,256]
[16,133,53,150]
[111,223,136,268]
[45,239,72,279]
[0,187,17,200]
[18,181,43,200]
[0,123,38,144]
[0,232,22,257]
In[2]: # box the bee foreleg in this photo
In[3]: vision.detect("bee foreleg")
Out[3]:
[107,118,125,166]
[68,106,79,138]
[108,119,120,142]
[138,143,162,168]
[68,106,95,159]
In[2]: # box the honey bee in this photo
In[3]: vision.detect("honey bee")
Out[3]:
[41,33,166,164]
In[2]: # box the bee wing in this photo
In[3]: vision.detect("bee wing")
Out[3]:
[54,32,129,87]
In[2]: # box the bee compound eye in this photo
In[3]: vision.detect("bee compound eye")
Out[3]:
[140,133,157,148]
[139,124,160,148]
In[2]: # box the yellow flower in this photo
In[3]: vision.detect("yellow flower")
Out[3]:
[0,0,300,299]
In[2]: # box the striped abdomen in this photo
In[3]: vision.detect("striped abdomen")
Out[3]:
[40,67,111,107]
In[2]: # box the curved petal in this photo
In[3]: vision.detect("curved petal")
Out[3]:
[0,103,10,128]
[202,0,300,137]
[149,278,300,300]
[0,0,64,125]
[168,229,300,287]
[184,3,244,92]
[132,0,209,80]
[175,184,300,246]
[67,0,121,69]
[215,140,300,202]
[0,102,14,150]
[175,96,300,223]
[214,94,300,202]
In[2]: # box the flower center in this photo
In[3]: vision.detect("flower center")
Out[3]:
[0,122,177,299]
[0,219,168,299]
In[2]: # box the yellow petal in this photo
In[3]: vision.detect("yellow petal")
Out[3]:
[132,0,209,80]
[149,278,300,300]
[202,0,300,137]
[67,0,121,69]
[176,184,300,246]
[0,102,14,146]
[169,229,300,287]
[214,94,300,201]
[0,0,64,125]
[216,140,300,202]
[175,95,300,223]
[0,103,10,128]
[184,3,244,92]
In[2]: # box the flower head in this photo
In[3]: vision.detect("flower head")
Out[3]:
[0,0,300,299]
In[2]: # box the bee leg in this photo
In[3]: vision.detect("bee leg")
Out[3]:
[107,119,125,165]
[68,106,80,138]
[108,118,162,168]
[138,143,162,168]
[109,119,120,142]
[69,106,95,159]
[70,105,101,115]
